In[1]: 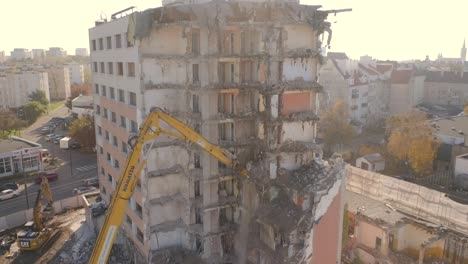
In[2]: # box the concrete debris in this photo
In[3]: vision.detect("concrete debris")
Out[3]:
[151,248,205,264]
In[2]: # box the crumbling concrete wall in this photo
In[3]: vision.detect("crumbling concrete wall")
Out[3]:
[346,165,468,235]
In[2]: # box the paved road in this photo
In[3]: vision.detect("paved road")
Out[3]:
[0,105,98,217]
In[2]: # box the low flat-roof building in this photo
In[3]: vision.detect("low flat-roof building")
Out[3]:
[71,94,93,117]
[0,136,43,178]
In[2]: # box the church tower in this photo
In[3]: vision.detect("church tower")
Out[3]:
[461,39,466,63]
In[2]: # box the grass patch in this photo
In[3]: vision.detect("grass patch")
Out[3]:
[49,100,65,111]
[0,130,21,140]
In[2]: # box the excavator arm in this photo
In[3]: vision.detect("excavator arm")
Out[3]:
[89,107,248,264]
[32,177,54,231]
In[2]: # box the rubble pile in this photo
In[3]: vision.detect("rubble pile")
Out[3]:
[151,248,205,264]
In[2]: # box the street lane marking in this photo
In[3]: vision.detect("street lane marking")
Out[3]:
[76,164,97,172]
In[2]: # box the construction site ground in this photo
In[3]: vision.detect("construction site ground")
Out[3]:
[0,208,97,264]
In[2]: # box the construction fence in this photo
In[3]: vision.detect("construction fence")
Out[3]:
[0,195,84,231]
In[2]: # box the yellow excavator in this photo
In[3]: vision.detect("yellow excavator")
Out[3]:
[89,107,248,264]
[17,177,60,252]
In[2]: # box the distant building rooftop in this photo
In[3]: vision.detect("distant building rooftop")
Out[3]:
[345,190,405,226]
[426,71,468,84]
[0,136,41,153]
[431,115,468,139]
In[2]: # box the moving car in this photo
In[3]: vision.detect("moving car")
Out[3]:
[0,183,19,192]
[0,189,20,201]
[53,135,65,144]
[35,172,58,184]
[83,177,99,187]
[73,186,97,195]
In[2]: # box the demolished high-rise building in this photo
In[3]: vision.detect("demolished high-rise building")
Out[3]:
[90,1,349,263]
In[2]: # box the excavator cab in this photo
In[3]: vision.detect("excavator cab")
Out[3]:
[17,177,60,252]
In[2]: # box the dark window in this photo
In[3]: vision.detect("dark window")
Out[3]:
[117,62,124,76]
[120,116,126,128]
[122,142,128,154]
[114,159,119,169]
[101,166,105,175]
[127,62,135,77]
[108,62,113,74]
[108,173,112,183]
[230,64,235,83]
[109,87,115,99]
[129,92,137,106]
[192,95,199,113]
[136,203,143,218]
[131,120,138,133]
[113,135,118,147]
[111,111,116,123]
[96,105,101,115]
[194,153,201,169]
[192,30,200,54]
[95,84,99,94]
[194,180,201,197]
[136,227,144,243]
[375,237,382,250]
[92,40,96,51]
[106,36,112,49]
[99,146,103,155]
[126,215,132,226]
[102,186,106,194]
[196,236,203,253]
[101,85,107,97]
[93,62,98,73]
[115,34,122,48]
[193,64,199,83]
[105,130,110,140]
[99,38,104,50]
[118,89,125,102]
[103,108,108,119]
[195,207,202,224]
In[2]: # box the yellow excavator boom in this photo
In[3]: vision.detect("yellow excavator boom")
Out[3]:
[89,107,247,264]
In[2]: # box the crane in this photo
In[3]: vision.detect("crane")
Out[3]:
[89,107,248,264]
[17,177,60,251]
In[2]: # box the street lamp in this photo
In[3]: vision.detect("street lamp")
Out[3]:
[20,151,30,209]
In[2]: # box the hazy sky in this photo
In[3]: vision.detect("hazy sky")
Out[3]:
[1,0,466,61]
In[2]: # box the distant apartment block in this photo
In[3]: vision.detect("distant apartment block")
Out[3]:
[424,71,468,106]
[319,52,389,131]
[10,48,32,60]
[75,48,89,57]
[0,51,5,63]
[32,49,46,59]
[389,68,425,115]
[67,63,85,84]
[0,70,49,108]
[46,67,71,100]
[46,47,67,58]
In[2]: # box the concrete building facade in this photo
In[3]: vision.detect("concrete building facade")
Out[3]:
[47,47,67,58]
[90,2,345,263]
[68,63,85,85]
[424,71,468,107]
[389,68,425,115]
[10,48,32,60]
[46,67,71,100]
[75,48,89,57]
[0,136,44,178]
[0,70,50,108]
[32,49,46,60]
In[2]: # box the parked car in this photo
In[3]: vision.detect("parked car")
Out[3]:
[0,183,19,192]
[45,134,56,141]
[0,189,20,201]
[91,201,108,217]
[73,186,97,195]
[70,140,81,149]
[35,172,58,184]
[53,135,65,144]
[83,177,99,187]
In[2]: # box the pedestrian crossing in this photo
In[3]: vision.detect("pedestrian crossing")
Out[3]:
[76,164,97,172]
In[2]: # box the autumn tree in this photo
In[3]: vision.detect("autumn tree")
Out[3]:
[28,90,49,106]
[386,111,441,176]
[71,83,92,98]
[22,102,47,124]
[320,100,356,152]
[0,110,27,137]
[68,114,96,149]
